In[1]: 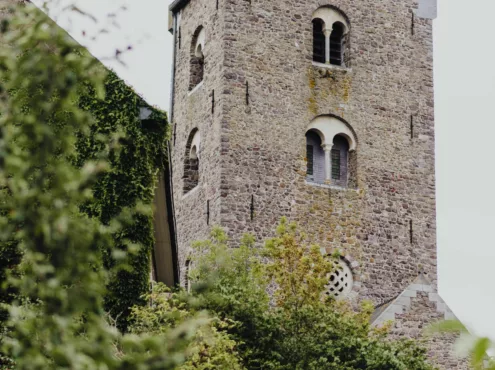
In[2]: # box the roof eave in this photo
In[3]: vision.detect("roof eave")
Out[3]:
[169,0,190,13]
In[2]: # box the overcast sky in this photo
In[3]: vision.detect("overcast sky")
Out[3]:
[38,0,495,339]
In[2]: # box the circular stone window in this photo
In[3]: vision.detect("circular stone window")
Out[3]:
[326,260,353,298]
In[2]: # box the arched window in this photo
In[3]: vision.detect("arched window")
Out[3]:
[306,115,357,188]
[331,135,349,187]
[330,22,345,66]
[306,131,326,184]
[312,6,350,67]
[183,129,200,194]
[312,18,326,64]
[190,26,205,90]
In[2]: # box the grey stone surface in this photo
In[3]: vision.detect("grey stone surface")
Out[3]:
[170,1,463,368]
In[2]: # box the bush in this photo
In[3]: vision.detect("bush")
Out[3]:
[130,219,436,370]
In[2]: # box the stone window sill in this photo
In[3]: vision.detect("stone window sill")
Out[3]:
[305,180,358,192]
[312,62,352,78]
[182,185,199,199]
[188,81,204,96]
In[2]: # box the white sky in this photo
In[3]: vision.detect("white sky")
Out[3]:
[37,0,495,338]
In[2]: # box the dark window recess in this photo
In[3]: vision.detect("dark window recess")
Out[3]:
[410,220,413,244]
[250,195,255,221]
[206,200,210,225]
[313,19,325,63]
[331,135,349,187]
[330,22,345,66]
[245,81,250,105]
[306,145,314,176]
[212,90,215,114]
[410,114,414,139]
[411,12,415,36]
[189,27,204,91]
[183,130,199,194]
[331,149,341,180]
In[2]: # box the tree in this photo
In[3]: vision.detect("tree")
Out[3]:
[0,3,211,369]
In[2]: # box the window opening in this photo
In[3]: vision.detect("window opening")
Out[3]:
[183,129,200,194]
[189,27,205,91]
[306,145,314,176]
[326,260,353,298]
[313,18,326,63]
[330,22,345,66]
[331,149,341,180]
[331,135,349,187]
[306,131,325,184]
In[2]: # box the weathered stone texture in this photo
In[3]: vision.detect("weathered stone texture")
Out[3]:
[170,0,463,367]
[390,292,469,369]
[170,0,226,284]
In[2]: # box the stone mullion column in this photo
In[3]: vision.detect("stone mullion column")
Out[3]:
[324,28,332,64]
[322,144,333,183]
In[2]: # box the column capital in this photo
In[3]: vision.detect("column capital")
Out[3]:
[322,144,334,152]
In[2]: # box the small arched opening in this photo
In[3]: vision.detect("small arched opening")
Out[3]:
[183,129,200,194]
[306,115,358,188]
[312,18,326,64]
[190,26,205,90]
[311,6,351,67]
[330,22,345,66]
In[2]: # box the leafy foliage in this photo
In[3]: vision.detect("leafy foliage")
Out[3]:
[431,320,495,369]
[0,3,201,369]
[130,284,244,370]
[77,70,168,331]
[154,218,437,370]
[0,3,168,333]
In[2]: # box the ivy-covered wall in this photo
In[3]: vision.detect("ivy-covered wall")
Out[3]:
[0,67,168,332]
[77,70,169,330]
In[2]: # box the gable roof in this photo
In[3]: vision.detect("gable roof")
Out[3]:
[371,274,457,327]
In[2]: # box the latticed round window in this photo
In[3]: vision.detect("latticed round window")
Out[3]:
[326,260,353,298]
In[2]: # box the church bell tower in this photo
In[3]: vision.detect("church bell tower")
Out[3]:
[167,0,466,367]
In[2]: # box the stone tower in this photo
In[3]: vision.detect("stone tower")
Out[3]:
[167,0,466,367]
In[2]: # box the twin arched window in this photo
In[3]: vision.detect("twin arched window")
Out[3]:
[312,6,350,67]
[183,129,200,194]
[190,26,205,90]
[306,116,357,188]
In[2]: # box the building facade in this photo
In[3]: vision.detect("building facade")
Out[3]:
[166,0,467,367]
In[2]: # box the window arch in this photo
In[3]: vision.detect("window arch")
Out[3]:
[306,115,357,188]
[312,6,350,67]
[183,129,200,194]
[189,26,205,90]
[306,131,326,184]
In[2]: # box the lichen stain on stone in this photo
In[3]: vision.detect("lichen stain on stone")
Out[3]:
[307,67,353,114]
[307,68,318,116]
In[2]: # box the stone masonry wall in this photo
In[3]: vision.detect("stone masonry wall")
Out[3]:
[173,0,437,310]
[171,0,462,367]
[390,292,469,369]
[219,0,437,304]
[170,0,226,283]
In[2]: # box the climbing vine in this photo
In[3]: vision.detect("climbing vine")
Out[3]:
[77,71,168,330]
